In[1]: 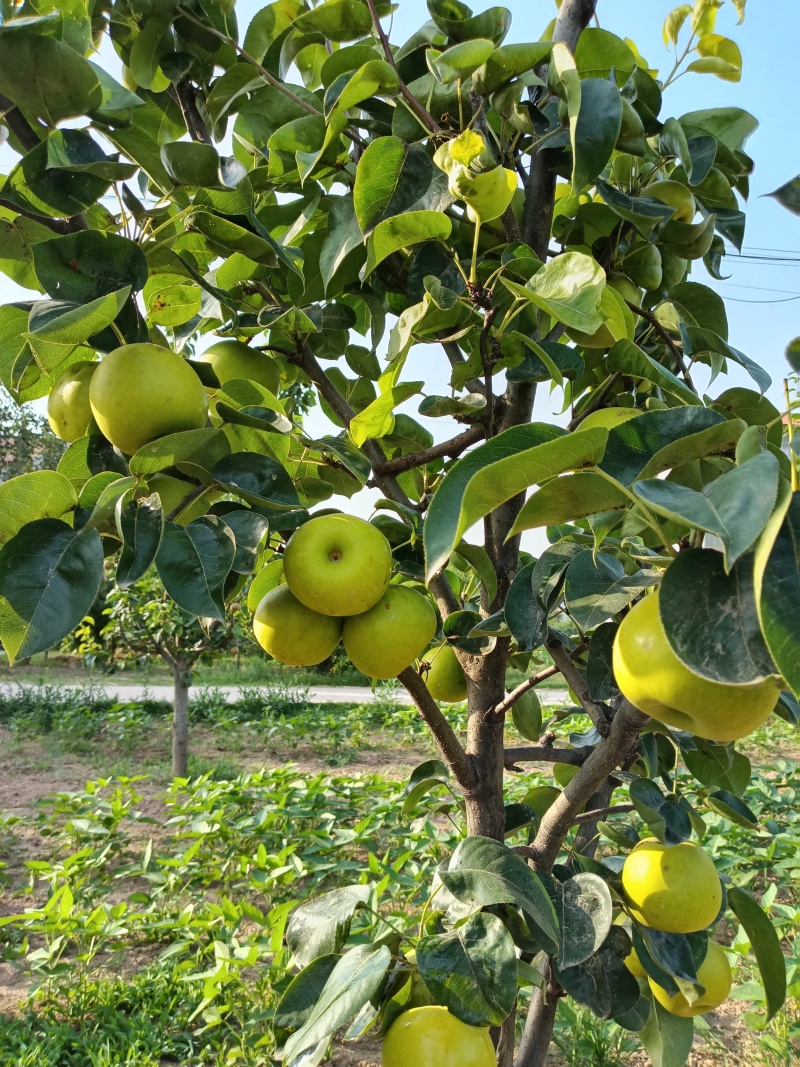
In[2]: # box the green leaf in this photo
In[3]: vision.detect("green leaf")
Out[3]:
[431,38,495,83]
[402,759,451,818]
[287,885,372,969]
[32,233,148,303]
[512,472,628,533]
[454,541,498,604]
[324,60,398,122]
[637,418,745,481]
[766,175,800,217]
[221,510,269,574]
[417,912,517,1027]
[129,429,230,478]
[128,15,171,92]
[294,0,375,42]
[428,1,512,45]
[504,560,548,652]
[600,407,726,487]
[25,288,130,371]
[659,549,777,685]
[670,281,728,339]
[46,129,138,182]
[629,778,692,845]
[679,106,757,152]
[574,28,637,85]
[283,944,391,1064]
[143,274,202,328]
[634,452,780,570]
[756,492,800,698]
[572,77,623,192]
[559,873,613,969]
[727,886,787,1022]
[0,471,76,546]
[0,519,103,663]
[363,211,452,278]
[354,136,434,236]
[212,454,300,509]
[595,181,675,239]
[565,552,659,632]
[511,689,542,742]
[116,494,164,589]
[185,210,278,267]
[607,339,700,406]
[242,0,305,63]
[155,517,235,621]
[161,142,246,190]
[246,558,285,612]
[424,423,607,580]
[501,252,605,333]
[274,954,340,1035]
[472,42,551,95]
[684,327,770,395]
[639,999,694,1067]
[554,926,640,1022]
[440,835,559,953]
[0,30,102,124]
[705,789,757,827]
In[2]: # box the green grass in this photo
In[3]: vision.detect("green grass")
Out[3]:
[0,686,797,1066]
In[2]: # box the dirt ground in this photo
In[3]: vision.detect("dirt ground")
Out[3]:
[0,726,786,1066]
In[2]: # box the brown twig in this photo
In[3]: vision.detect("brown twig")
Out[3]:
[0,90,46,152]
[0,197,85,235]
[364,0,441,134]
[171,79,213,144]
[504,745,592,770]
[165,483,209,522]
[572,803,634,825]
[626,300,696,392]
[372,425,484,476]
[546,631,610,735]
[398,667,474,788]
[494,641,588,717]
[567,371,623,431]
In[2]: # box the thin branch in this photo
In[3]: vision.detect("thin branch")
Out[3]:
[494,641,587,717]
[529,698,649,873]
[171,80,213,144]
[0,197,85,235]
[372,425,484,476]
[572,803,634,825]
[364,0,441,134]
[176,7,321,117]
[626,300,696,392]
[546,631,610,735]
[504,745,592,770]
[398,667,474,788]
[165,483,208,522]
[478,305,499,438]
[0,90,46,152]
[567,371,623,431]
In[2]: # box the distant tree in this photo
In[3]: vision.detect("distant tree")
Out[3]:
[0,389,64,481]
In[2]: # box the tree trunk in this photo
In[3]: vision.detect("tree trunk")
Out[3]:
[170,660,191,778]
[516,965,561,1067]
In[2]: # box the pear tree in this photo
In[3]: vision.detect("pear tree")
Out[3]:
[0,1,798,1064]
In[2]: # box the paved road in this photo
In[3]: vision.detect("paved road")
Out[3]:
[0,681,565,706]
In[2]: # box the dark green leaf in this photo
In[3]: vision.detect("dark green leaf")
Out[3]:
[283,944,391,1064]
[600,408,726,486]
[559,873,613,968]
[0,30,102,123]
[32,232,148,302]
[706,789,758,827]
[638,1000,694,1067]
[287,885,372,969]
[221,510,269,574]
[634,452,780,570]
[565,552,658,631]
[505,561,548,652]
[659,549,777,684]
[116,494,164,588]
[572,77,623,191]
[555,926,640,1021]
[274,954,340,1034]
[727,886,787,1022]
[129,429,231,478]
[0,519,103,662]
[212,454,301,509]
[629,778,692,845]
[0,471,76,546]
[586,622,618,701]
[440,836,559,953]
[155,518,235,621]
[757,493,800,698]
[417,912,517,1027]
[512,471,628,533]
[766,175,800,216]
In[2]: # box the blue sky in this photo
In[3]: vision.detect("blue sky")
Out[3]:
[1,1,798,534]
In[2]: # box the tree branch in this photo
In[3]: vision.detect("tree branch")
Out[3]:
[546,632,610,735]
[165,482,208,522]
[171,79,213,144]
[0,197,86,235]
[372,425,484,476]
[572,802,633,825]
[398,666,474,788]
[504,745,592,771]
[529,699,648,872]
[0,91,46,152]
[567,371,622,430]
[494,641,588,717]
[364,0,441,134]
[626,300,696,392]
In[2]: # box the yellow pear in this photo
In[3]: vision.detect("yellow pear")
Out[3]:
[253,585,342,667]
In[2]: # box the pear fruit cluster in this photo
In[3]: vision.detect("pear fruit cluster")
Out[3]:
[621,838,731,1017]
[253,514,436,675]
[613,591,779,742]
